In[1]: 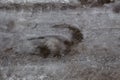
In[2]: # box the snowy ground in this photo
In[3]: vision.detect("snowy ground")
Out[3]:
[0,0,78,3]
[0,1,120,80]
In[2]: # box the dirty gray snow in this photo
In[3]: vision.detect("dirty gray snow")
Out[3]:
[0,0,120,80]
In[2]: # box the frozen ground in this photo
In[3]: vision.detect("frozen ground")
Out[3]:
[0,0,120,80]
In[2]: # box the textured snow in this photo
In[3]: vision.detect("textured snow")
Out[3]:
[0,0,120,80]
[0,0,78,3]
